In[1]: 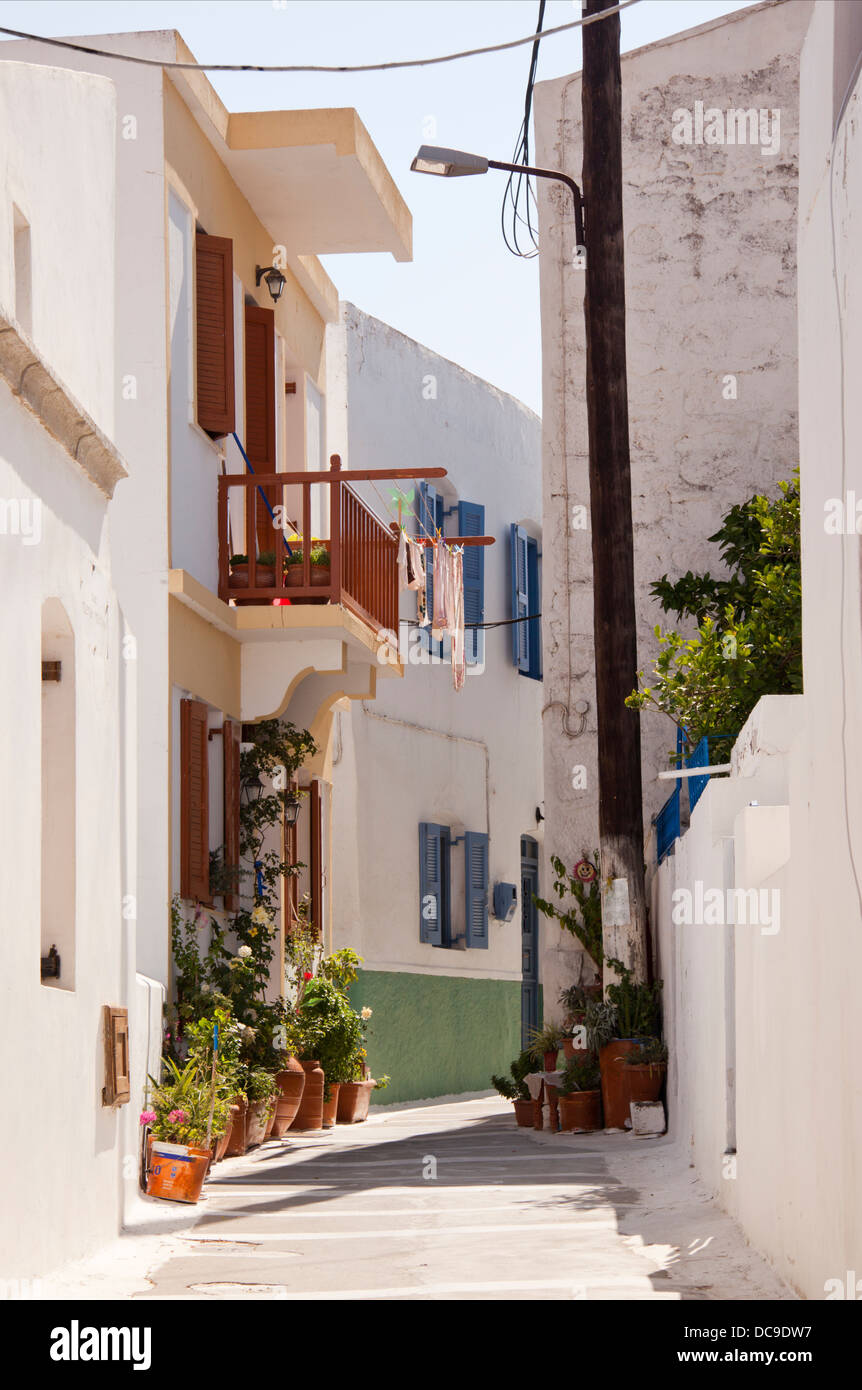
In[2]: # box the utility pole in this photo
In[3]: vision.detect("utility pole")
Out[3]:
[581,0,648,982]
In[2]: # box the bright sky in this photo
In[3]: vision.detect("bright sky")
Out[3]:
[0,0,755,412]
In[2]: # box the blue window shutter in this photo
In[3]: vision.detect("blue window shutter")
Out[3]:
[526,536,542,680]
[464,831,489,949]
[458,500,485,665]
[419,822,443,945]
[510,524,529,671]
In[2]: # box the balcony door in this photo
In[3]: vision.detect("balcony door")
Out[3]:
[244,303,277,555]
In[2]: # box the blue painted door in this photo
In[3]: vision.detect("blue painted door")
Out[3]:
[520,837,540,1049]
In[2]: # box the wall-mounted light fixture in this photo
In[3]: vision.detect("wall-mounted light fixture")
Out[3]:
[255,265,287,304]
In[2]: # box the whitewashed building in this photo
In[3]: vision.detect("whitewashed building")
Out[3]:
[533,0,812,1010]
[1,28,413,1278]
[0,59,143,1282]
[652,0,862,1301]
[329,305,544,1102]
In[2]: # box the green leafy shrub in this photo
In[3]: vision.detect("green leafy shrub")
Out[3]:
[491,1050,534,1102]
[558,1054,601,1095]
[627,476,801,751]
[535,854,603,971]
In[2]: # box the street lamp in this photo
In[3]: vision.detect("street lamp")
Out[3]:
[410,144,584,252]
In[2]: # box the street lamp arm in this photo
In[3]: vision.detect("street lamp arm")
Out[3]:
[487,160,585,249]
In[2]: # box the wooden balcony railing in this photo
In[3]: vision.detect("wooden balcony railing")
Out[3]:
[217,454,399,635]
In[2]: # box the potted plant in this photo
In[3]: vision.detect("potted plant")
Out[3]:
[623,1037,668,1106]
[229,553,249,588]
[229,552,276,589]
[245,1066,279,1147]
[492,1051,534,1127]
[296,976,363,1128]
[254,550,277,588]
[143,1058,230,1204]
[284,546,304,587]
[309,541,331,587]
[559,984,598,1059]
[594,959,664,1128]
[557,1054,602,1132]
[528,1021,565,1072]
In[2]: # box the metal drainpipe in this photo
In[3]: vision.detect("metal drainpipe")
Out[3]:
[359,703,490,835]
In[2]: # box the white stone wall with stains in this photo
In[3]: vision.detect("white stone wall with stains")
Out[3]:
[533,0,812,1009]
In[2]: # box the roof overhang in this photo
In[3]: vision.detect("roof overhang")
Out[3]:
[168,36,412,263]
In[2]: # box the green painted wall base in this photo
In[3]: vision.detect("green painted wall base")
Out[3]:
[349,970,521,1105]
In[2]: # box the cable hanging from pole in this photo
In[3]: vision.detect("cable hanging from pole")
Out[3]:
[0,3,643,76]
[501,0,546,260]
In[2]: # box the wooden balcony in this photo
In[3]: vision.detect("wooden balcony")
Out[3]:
[217,455,399,635]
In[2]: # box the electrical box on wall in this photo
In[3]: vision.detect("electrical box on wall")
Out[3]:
[493,882,517,922]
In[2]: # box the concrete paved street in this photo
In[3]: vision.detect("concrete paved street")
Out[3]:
[130,1097,790,1301]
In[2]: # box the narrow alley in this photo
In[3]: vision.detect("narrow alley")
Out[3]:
[131,1099,789,1302]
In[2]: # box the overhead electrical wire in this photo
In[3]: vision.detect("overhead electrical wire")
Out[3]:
[501,0,547,260]
[0,3,643,75]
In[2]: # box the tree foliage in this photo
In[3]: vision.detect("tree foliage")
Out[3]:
[626,476,801,753]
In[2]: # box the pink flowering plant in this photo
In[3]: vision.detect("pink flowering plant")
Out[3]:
[144,1057,230,1150]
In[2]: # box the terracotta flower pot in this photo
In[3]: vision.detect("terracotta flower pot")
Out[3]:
[229,564,249,589]
[599,1040,641,1128]
[146,1143,211,1204]
[513,1099,534,1128]
[264,1098,278,1140]
[225,1095,248,1157]
[625,1063,666,1107]
[310,565,331,587]
[290,1060,325,1131]
[543,1048,559,1072]
[214,1105,239,1163]
[272,1058,306,1136]
[336,1080,375,1123]
[246,1098,271,1149]
[285,566,304,587]
[322,1083,341,1129]
[558,1090,602,1132]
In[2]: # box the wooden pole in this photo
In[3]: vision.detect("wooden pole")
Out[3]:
[581,0,648,982]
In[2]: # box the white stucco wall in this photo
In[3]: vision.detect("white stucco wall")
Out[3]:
[0,63,144,1280]
[533,0,811,1012]
[330,304,543,991]
[652,0,862,1300]
[6,31,175,998]
[0,62,116,435]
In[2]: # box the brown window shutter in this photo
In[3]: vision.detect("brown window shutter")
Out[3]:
[245,304,277,547]
[310,779,322,940]
[196,233,235,438]
[223,719,241,911]
[181,698,210,902]
[102,1006,130,1106]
